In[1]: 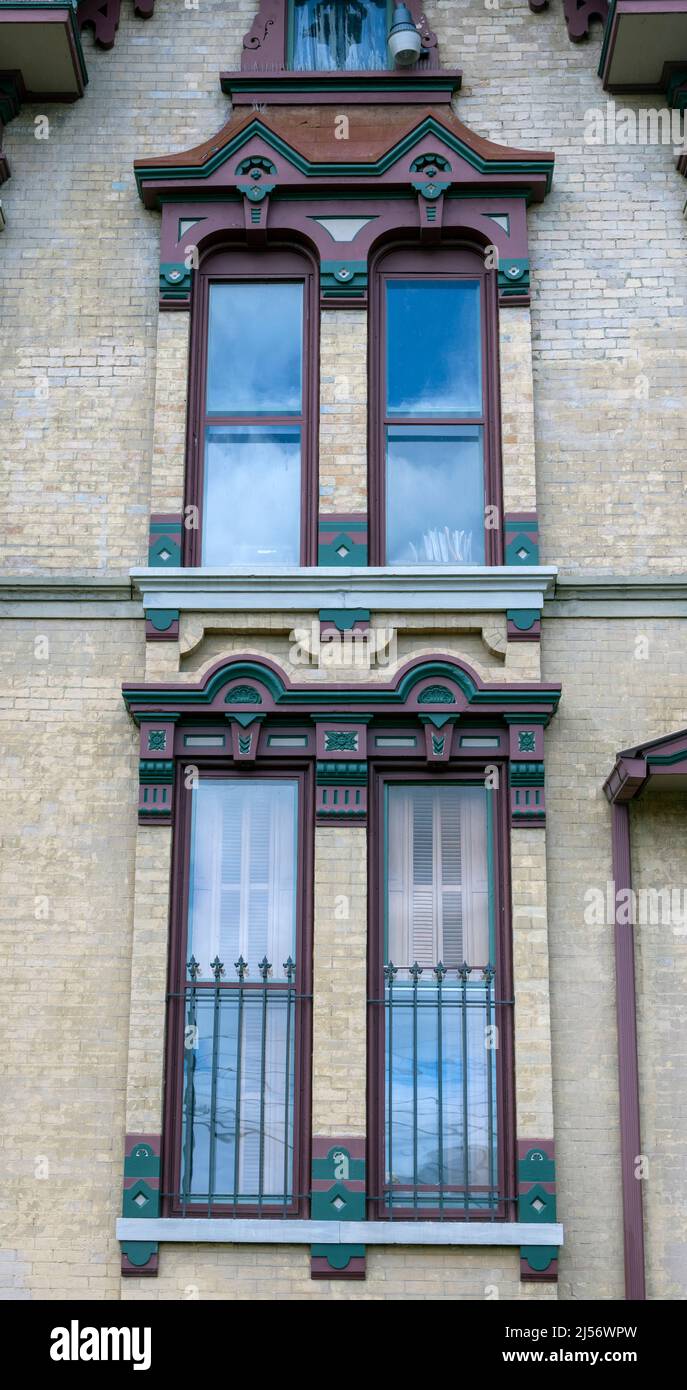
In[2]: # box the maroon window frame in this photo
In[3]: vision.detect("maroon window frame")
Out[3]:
[163,756,314,1218]
[368,243,503,566]
[367,756,515,1221]
[184,245,319,567]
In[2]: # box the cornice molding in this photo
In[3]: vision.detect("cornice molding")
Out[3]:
[130,565,558,616]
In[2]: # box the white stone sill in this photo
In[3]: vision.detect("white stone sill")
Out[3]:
[117,1218,563,1247]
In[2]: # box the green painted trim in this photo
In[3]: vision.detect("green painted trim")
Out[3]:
[487,790,495,965]
[316,761,368,785]
[319,607,370,631]
[498,257,530,297]
[520,1244,558,1275]
[509,761,545,787]
[121,1241,158,1268]
[124,658,561,717]
[122,1179,160,1220]
[135,115,554,200]
[124,1144,160,1179]
[519,1183,557,1224]
[506,609,539,631]
[518,1147,555,1183]
[223,77,459,96]
[310,1243,366,1270]
[311,1184,365,1222]
[646,750,687,767]
[598,0,618,79]
[139,760,174,785]
[145,608,179,632]
[320,259,368,299]
[311,1156,366,1181]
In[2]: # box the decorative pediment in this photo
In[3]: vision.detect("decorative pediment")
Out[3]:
[123,652,561,722]
[135,106,553,307]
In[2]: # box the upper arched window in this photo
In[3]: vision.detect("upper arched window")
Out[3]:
[369,244,502,567]
[184,246,318,567]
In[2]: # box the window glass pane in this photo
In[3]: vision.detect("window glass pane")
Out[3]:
[386,424,484,565]
[187,779,298,979]
[206,282,303,415]
[384,783,496,1210]
[386,784,490,970]
[292,0,388,72]
[386,280,482,417]
[182,779,298,1207]
[202,425,300,566]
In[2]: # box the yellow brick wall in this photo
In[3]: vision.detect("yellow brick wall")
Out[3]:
[0,619,142,1299]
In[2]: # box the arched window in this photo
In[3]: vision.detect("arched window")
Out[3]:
[184,246,318,566]
[369,244,503,566]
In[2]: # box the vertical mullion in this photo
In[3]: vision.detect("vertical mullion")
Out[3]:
[460,964,470,1212]
[282,961,295,1210]
[207,961,222,1213]
[436,965,445,1217]
[485,965,496,1212]
[233,961,245,1212]
[257,961,270,1211]
[412,965,419,1213]
[181,968,198,1212]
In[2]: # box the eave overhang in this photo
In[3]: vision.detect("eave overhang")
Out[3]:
[0,3,87,100]
[599,0,687,94]
[604,725,687,802]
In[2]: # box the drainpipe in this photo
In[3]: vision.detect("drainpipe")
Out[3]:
[610,800,646,1299]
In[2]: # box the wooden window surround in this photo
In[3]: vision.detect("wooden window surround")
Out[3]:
[369,242,503,567]
[184,244,319,567]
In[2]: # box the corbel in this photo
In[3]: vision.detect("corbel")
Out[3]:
[145,608,180,641]
[506,609,541,642]
[235,155,275,245]
[78,0,155,52]
[528,0,608,44]
[227,714,265,763]
[505,717,547,828]
[312,716,371,822]
[137,716,179,824]
[121,1134,161,1277]
[411,152,451,243]
[419,714,457,764]
[310,1139,366,1280]
[518,1140,558,1281]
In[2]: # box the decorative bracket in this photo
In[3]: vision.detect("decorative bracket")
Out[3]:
[528,0,608,44]
[310,1139,366,1279]
[121,1134,161,1276]
[78,0,155,51]
[518,1139,558,1281]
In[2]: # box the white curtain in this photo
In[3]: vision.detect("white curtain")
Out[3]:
[292,0,389,72]
[184,780,297,1202]
[385,784,495,1203]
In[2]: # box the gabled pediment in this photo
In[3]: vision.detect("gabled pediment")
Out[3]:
[135,106,554,208]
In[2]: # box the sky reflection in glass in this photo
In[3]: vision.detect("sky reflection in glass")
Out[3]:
[387,425,484,566]
[386,280,482,417]
[207,282,303,415]
[202,426,300,566]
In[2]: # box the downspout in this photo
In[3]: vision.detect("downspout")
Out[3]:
[609,800,646,1300]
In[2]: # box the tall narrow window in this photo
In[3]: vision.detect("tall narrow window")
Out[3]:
[370,777,511,1217]
[169,773,310,1214]
[291,0,389,71]
[187,249,317,566]
[371,246,502,565]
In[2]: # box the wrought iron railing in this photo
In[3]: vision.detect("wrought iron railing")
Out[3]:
[171,955,306,1214]
[370,961,513,1216]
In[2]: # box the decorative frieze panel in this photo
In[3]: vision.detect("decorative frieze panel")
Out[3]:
[505,512,540,566]
[317,515,368,567]
[310,1138,366,1280]
[121,1134,161,1276]
[517,1139,558,1281]
[124,655,560,827]
[148,514,182,568]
